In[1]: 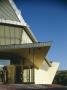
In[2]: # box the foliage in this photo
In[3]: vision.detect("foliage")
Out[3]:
[53,70,67,86]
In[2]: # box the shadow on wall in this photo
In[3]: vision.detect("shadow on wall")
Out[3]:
[40,60,49,71]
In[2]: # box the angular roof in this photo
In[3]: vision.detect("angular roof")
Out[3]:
[0,0,37,42]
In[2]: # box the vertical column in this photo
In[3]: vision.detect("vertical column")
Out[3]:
[32,47,35,83]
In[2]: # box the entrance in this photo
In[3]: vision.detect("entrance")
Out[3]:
[13,65,34,84]
[0,60,10,84]
[0,65,34,84]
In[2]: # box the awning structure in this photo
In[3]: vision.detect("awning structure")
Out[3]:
[0,42,52,69]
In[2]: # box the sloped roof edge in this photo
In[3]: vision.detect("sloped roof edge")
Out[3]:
[8,0,27,26]
[9,0,37,42]
[0,0,37,42]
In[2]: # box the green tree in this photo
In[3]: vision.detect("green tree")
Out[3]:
[53,70,67,86]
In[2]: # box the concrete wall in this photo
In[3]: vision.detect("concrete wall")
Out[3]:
[34,60,59,84]
[21,30,33,44]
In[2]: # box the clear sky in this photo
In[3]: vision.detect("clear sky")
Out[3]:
[14,0,67,70]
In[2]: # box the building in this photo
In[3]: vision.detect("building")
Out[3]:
[0,0,59,84]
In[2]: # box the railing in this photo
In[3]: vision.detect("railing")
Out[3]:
[0,41,52,50]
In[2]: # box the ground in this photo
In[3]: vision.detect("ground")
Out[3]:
[0,84,67,90]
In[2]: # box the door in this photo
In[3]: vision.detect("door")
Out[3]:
[15,65,22,83]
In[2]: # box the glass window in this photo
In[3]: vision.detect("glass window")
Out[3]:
[0,60,10,65]
[23,67,34,83]
[23,69,30,83]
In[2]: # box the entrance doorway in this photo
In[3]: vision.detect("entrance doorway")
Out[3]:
[0,60,34,84]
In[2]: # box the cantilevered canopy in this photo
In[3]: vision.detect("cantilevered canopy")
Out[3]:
[0,42,51,69]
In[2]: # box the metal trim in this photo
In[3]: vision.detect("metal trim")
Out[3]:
[0,41,52,50]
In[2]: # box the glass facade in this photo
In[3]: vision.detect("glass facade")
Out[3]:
[0,60,10,65]
[0,24,34,84]
[0,25,23,45]
[23,67,34,83]
[0,0,35,84]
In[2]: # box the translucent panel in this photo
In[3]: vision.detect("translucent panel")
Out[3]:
[15,39,20,44]
[0,39,1,45]
[30,69,34,82]
[10,27,15,38]
[0,25,4,37]
[19,28,22,36]
[11,39,15,44]
[15,27,20,39]
[0,38,5,45]
[19,28,23,43]
[23,67,34,83]
[6,38,10,45]
[23,69,30,82]
[0,38,2,45]
[5,26,10,38]
[0,25,23,45]
[21,30,32,44]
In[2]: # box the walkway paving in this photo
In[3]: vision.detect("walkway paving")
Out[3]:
[0,84,67,90]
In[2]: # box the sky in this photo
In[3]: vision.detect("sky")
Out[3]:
[14,0,67,70]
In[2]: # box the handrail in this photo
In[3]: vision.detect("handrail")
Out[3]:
[0,42,52,50]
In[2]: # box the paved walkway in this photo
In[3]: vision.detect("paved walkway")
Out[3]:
[0,85,16,90]
[0,84,67,90]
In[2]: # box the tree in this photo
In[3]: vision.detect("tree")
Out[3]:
[53,70,67,86]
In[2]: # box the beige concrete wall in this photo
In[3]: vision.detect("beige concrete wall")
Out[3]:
[7,65,15,84]
[18,47,50,69]
[34,60,59,84]
[21,30,33,44]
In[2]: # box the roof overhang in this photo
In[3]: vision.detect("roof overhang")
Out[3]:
[0,42,51,68]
